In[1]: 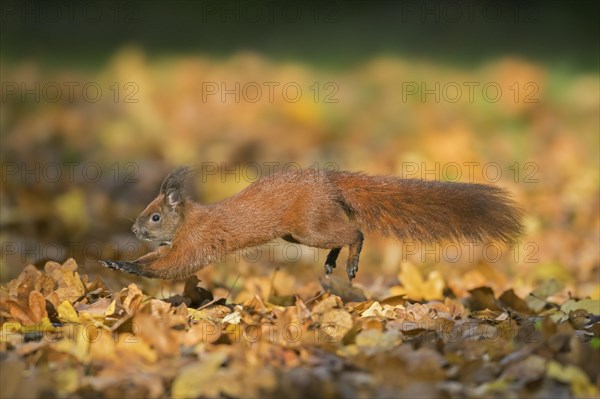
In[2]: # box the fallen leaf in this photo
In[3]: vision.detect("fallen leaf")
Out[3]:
[553,299,600,322]
[115,338,157,364]
[184,320,222,345]
[171,352,227,399]
[57,300,80,323]
[546,361,598,398]
[499,289,533,316]
[390,262,444,301]
[360,301,400,319]
[467,287,502,311]
[54,326,90,362]
[222,311,241,325]
[355,329,401,355]
[532,279,565,298]
[320,309,353,341]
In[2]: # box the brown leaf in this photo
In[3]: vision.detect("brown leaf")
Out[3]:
[502,355,546,383]
[320,309,353,342]
[319,276,367,303]
[467,287,502,311]
[183,275,213,307]
[380,295,409,307]
[133,312,181,355]
[43,260,64,275]
[499,289,534,316]
[84,275,110,295]
[34,273,56,296]
[13,264,40,300]
[51,267,86,303]
[45,291,61,309]
[294,297,311,321]
[28,290,48,323]
[184,320,222,345]
[75,298,113,317]
[121,284,144,315]
[8,300,34,325]
[312,294,344,315]
[243,295,267,313]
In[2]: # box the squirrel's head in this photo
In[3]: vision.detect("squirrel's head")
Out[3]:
[132,166,193,243]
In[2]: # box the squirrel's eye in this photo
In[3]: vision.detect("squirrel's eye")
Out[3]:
[151,214,160,222]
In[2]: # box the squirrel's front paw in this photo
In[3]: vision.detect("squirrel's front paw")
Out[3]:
[100,260,142,275]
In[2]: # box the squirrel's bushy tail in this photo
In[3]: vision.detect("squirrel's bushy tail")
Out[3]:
[330,172,523,243]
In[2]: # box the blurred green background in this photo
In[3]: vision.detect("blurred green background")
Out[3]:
[2,0,599,69]
[1,0,598,299]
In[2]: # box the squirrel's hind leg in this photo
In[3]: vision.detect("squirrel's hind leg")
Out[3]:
[313,228,364,280]
[324,248,341,275]
[345,231,364,281]
[284,210,363,279]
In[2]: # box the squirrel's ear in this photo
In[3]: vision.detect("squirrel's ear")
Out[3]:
[160,166,193,209]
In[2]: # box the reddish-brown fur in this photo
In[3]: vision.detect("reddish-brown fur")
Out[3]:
[101,166,523,280]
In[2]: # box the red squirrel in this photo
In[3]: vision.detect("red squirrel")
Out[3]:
[100,166,523,280]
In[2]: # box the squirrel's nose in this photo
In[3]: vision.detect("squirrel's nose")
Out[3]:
[132,225,139,234]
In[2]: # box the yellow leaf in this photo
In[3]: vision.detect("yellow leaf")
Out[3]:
[390,262,444,301]
[592,285,600,300]
[547,361,598,398]
[88,331,117,362]
[188,305,232,322]
[561,299,600,315]
[116,339,157,363]
[553,299,600,322]
[58,268,85,297]
[55,368,79,394]
[472,378,509,396]
[172,352,227,399]
[104,299,117,317]
[122,283,144,314]
[57,301,80,323]
[54,326,90,362]
[321,309,353,341]
[1,322,22,345]
[532,279,565,298]
[361,301,401,319]
[337,344,360,358]
[530,262,574,284]
[21,317,55,334]
[355,329,401,355]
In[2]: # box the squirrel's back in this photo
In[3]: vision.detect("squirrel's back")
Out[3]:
[191,169,522,245]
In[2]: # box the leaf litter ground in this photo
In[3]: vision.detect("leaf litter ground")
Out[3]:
[1,259,598,398]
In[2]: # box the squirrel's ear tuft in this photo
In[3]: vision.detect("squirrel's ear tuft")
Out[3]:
[160,166,193,208]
